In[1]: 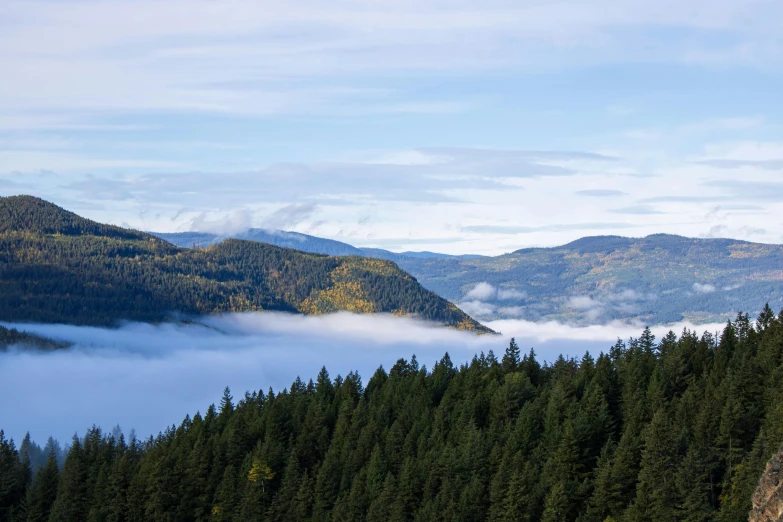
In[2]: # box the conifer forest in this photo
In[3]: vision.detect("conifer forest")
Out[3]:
[3,306,783,521]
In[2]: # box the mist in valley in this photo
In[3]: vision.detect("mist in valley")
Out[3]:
[0,312,726,446]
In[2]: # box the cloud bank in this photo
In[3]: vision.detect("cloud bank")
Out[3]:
[0,312,727,446]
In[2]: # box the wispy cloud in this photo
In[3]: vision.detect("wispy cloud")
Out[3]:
[694,159,783,170]
[568,295,604,311]
[609,205,666,215]
[465,282,497,300]
[576,189,627,197]
[3,0,779,124]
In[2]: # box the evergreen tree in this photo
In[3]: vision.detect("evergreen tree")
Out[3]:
[48,436,88,522]
[502,338,521,373]
[24,451,59,522]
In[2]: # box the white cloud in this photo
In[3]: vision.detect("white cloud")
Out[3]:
[497,306,526,317]
[497,288,526,300]
[462,283,525,306]
[608,289,642,301]
[693,282,717,293]
[487,318,728,343]
[188,209,254,235]
[457,300,497,318]
[568,295,604,311]
[465,282,497,300]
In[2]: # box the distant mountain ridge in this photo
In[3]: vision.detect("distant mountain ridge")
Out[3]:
[157,227,783,325]
[397,233,783,324]
[0,196,489,332]
[153,230,469,260]
[153,229,366,257]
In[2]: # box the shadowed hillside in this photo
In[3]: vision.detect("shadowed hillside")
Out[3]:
[0,196,489,332]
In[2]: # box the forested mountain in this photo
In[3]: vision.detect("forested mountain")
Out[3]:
[387,234,783,325]
[0,196,487,331]
[2,306,783,521]
[157,226,783,325]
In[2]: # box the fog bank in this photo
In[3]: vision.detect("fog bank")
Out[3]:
[0,313,725,444]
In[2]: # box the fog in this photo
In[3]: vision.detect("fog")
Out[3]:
[0,313,725,445]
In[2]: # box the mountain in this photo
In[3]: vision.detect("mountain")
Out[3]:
[155,229,364,257]
[385,233,783,324]
[161,228,783,325]
[0,196,488,331]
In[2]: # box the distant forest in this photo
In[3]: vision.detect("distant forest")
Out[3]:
[3,305,783,521]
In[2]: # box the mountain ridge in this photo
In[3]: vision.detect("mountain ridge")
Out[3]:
[155,226,783,325]
[0,196,489,332]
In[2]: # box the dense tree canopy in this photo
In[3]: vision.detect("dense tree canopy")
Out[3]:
[0,196,487,332]
[3,305,783,521]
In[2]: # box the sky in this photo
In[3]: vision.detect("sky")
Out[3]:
[0,313,725,443]
[2,0,783,254]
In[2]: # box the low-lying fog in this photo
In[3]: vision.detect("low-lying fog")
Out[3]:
[0,313,726,445]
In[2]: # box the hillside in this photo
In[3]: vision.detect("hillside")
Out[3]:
[2,308,782,520]
[386,234,783,324]
[0,196,488,331]
[0,325,67,351]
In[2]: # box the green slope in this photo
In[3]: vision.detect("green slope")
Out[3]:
[0,196,489,332]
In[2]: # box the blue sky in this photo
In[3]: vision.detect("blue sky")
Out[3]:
[1,0,783,254]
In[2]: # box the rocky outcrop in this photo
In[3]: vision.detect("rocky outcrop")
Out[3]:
[750,446,783,522]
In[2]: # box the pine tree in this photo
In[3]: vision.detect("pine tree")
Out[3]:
[502,456,535,521]
[24,451,60,522]
[502,338,521,373]
[627,409,680,521]
[211,464,238,521]
[48,436,89,522]
[0,432,25,520]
